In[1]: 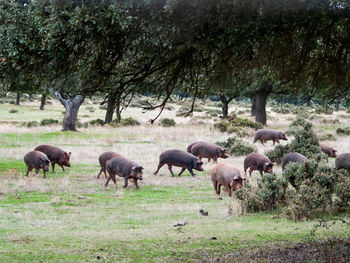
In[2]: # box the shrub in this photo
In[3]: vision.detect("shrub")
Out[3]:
[292,108,309,118]
[89,119,105,126]
[235,174,287,212]
[272,107,291,114]
[213,121,228,132]
[336,127,350,135]
[227,126,250,137]
[318,133,336,141]
[283,161,318,190]
[334,171,350,209]
[25,121,38,128]
[111,117,140,127]
[265,144,291,165]
[216,137,255,156]
[205,109,221,118]
[160,118,176,127]
[9,109,18,113]
[76,121,89,128]
[321,118,340,124]
[229,117,262,130]
[176,106,191,117]
[40,119,59,126]
[315,107,333,115]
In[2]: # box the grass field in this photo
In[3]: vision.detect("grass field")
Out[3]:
[0,95,349,262]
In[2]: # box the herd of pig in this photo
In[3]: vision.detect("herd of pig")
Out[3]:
[23,129,350,197]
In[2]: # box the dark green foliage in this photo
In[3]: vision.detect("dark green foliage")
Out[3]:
[321,118,340,124]
[110,117,140,127]
[283,162,316,190]
[160,118,176,127]
[213,121,228,132]
[272,107,291,114]
[292,108,309,118]
[76,121,88,128]
[318,133,336,141]
[89,119,105,126]
[227,126,250,137]
[229,118,262,130]
[265,144,291,165]
[235,174,287,212]
[315,107,333,115]
[334,171,350,209]
[23,121,38,128]
[205,109,221,118]
[9,109,18,113]
[216,137,255,156]
[40,119,59,126]
[336,127,350,135]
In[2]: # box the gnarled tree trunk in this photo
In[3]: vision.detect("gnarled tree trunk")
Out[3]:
[251,97,256,116]
[40,94,46,110]
[220,95,235,119]
[255,92,268,125]
[104,95,116,124]
[54,91,85,131]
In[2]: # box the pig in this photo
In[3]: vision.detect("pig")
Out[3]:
[186,141,202,153]
[154,149,204,177]
[282,152,308,170]
[320,143,337,161]
[335,153,350,171]
[97,151,121,179]
[253,129,287,146]
[23,150,50,178]
[105,156,143,189]
[34,145,71,172]
[187,141,229,163]
[210,163,246,197]
[244,153,274,176]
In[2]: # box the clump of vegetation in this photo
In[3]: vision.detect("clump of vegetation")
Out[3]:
[160,118,176,127]
[40,119,59,126]
[213,120,228,132]
[321,118,340,124]
[85,106,95,112]
[272,107,291,114]
[315,107,333,115]
[318,133,336,141]
[9,109,18,113]
[230,117,262,130]
[235,174,287,212]
[216,137,255,156]
[340,114,350,119]
[99,105,107,110]
[110,117,140,127]
[293,107,309,118]
[165,105,175,111]
[266,117,323,164]
[22,121,38,128]
[336,127,350,135]
[227,126,250,137]
[334,171,350,209]
[76,121,89,128]
[89,119,105,126]
[205,109,221,118]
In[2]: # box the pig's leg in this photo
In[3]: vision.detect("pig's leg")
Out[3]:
[97,168,103,179]
[259,170,263,177]
[154,162,165,175]
[133,178,139,189]
[217,184,221,195]
[25,166,31,176]
[105,174,113,187]
[260,140,265,146]
[123,176,129,188]
[111,175,118,188]
[249,167,253,176]
[187,167,196,177]
[43,169,47,179]
[228,186,232,197]
[212,157,217,163]
[178,167,186,176]
[51,162,55,173]
[167,165,176,177]
[35,168,39,174]
[59,164,65,172]
[213,180,218,194]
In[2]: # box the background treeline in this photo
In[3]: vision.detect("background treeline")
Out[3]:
[1,0,350,130]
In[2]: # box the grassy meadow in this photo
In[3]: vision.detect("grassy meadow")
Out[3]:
[0,94,349,262]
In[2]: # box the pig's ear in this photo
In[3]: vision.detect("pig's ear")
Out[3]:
[197,160,203,165]
[243,178,247,181]
[139,166,144,170]
[64,152,71,158]
[131,166,136,171]
[221,148,226,152]
[40,156,47,162]
[233,176,239,181]
[333,150,337,153]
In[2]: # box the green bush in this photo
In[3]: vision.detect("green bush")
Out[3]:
[160,118,176,127]
[205,109,221,117]
[213,121,228,132]
[334,171,350,209]
[321,118,340,124]
[235,174,287,212]
[272,107,291,114]
[110,117,140,127]
[24,121,38,128]
[318,133,336,141]
[265,144,291,165]
[292,108,309,118]
[283,162,317,190]
[229,117,262,130]
[89,119,105,126]
[40,119,59,126]
[315,107,333,115]
[216,137,255,156]
[9,109,18,113]
[336,127,350,135]
[76,121,89,128]
[227,126,250,137]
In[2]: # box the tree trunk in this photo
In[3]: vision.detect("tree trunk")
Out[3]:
[251,97,256,116]
[335,99,340,111]
[16,93,21,105]
[104,95,116,124]
[40,94,46,110]
[54,91,85,131]
[29,94,34,100]
[255,92,268,125]
[116,99,121,123]
[220,95,235,119]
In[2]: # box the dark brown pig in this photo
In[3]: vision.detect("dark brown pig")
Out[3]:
[320,143,337,161]
[188,141,229,163]
[282,152,308,170]
[210,163,245,197]
[244,153,274,176]
[105,156,143,189]
[154,149,204,177]
[335,153,350,171]
[253,129,287,146]
[23,151,50,178]
[97,151,121,179]
[186,141,202,153]
[34,145,71,172]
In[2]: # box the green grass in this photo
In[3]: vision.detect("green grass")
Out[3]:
[0,99,349,262]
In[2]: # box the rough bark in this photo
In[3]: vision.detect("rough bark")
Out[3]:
[255,92,268,125]
[16,92,21,105]
[115,100,121,123]
[335,99,340,111]
[29,94,34,100]
[54,91,85,131]
[220,95,235,118]
[104,95,116,124]
[40,94,46,110]
[251,97,256,116]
